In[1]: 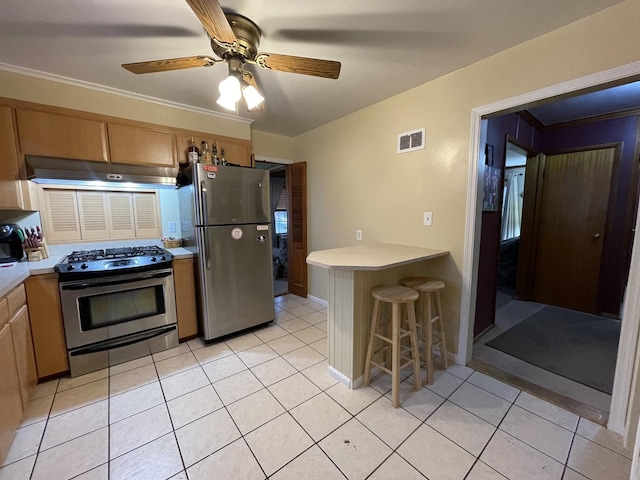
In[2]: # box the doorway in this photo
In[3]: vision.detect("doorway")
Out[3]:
[472,137,630,420]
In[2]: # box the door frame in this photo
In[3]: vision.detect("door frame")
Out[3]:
[458,60,640,441]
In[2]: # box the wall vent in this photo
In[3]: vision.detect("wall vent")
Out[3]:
[397,128,426,154]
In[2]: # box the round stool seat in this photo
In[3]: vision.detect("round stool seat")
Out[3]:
[400,276,432,288]
[412,279,445,293]
[371,285,419,303]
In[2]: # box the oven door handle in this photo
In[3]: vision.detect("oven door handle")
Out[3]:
[69,324,177,356]
[61,271,172,290]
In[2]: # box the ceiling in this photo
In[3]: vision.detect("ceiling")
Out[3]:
[0,0,631,137]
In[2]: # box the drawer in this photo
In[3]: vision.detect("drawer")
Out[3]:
[6,284,26,317]
[0,298,8,327]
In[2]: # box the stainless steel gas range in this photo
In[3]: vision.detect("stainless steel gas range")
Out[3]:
[55,245,178,377]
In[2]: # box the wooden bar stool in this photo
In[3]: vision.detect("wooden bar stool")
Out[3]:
[363,285,421,408]
[400,276,449,385]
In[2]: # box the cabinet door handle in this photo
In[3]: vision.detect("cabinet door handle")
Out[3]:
[593,233,601,239]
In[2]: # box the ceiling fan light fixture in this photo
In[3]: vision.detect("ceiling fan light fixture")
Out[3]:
[216,74,242,111]
[242,83,264,110]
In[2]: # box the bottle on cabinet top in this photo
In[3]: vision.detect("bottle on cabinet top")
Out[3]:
[212,144,220,166]
[221,148,227,166]
[200,141,212,164]
[187,137,199,165]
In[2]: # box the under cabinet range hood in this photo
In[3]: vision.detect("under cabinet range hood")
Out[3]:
[25,156,178,189]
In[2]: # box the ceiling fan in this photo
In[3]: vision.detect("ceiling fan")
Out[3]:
[121,0,341,112]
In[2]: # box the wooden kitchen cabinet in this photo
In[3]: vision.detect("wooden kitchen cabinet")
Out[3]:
[9,304,37,410]
[215,138,252,167]
[108,122,177,168]
[0,105,32,210]
[173,257,198,340]
[175,134,216,164]
[25,274,69,379]
[0,322,22,465]
[175,133,251,167]
[15,108,109,162]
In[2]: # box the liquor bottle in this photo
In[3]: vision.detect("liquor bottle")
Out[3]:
[212,144,220,166]
[221,148,227,166]
[187,137,199,165]
[201,141,212,164]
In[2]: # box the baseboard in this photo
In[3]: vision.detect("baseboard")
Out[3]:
[307,294,328,307]
[328,365,361,389]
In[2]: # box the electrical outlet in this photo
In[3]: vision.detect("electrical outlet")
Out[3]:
[423,212,433,226]
[168,221,177,233]
[356,229,362,241]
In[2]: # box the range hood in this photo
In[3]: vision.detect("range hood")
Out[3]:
[26,156,178,189]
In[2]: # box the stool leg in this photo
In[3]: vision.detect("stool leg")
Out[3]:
[424,293,434,385]
[363,298,380,386]
[434,290,448,369]
[391,302,400,408]
[406,301,421,391]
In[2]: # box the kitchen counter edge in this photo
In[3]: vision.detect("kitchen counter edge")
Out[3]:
[0,248,194,297]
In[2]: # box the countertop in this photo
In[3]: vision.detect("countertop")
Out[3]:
[306,243,449,270]
[0,245,194,299]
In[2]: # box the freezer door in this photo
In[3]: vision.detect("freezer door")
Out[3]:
[196,224,275,340]
[194,165,270,225]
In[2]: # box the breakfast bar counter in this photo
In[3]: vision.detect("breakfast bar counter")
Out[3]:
[307,243,448,387]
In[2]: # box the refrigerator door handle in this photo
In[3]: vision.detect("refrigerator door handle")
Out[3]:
[199,181,208,224]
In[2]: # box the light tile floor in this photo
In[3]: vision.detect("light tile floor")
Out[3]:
[0,294,633,480]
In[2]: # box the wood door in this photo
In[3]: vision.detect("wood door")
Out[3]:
[9,305,37,410]
[531,148,616,313]
[287,162,308,297]
[108,123,176,167]
[173,258,198,340]
[0,106,24,209]
[0,322,22,464]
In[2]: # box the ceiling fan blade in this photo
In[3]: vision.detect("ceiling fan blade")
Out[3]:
[185,0,237,46]
[122,56,218,74]
[255,53,341,79]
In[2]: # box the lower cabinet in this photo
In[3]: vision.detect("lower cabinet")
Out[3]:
[25,275,69,379]
[0,323,22,464]
[10,305,38,410]
[174,258,198,340]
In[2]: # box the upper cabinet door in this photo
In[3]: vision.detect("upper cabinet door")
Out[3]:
[0,106,24,209]
[108,123,177,168]
[216,138,252,167]
[15,109,109,162]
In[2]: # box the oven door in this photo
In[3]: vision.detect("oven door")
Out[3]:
[59,268,177,349]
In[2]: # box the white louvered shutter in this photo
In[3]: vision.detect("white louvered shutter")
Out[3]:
[77,191,109,239]
[43,189,81,242]
[133,192,160,238]
[107,192,135,238]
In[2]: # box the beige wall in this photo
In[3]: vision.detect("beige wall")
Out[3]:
[296,0,640,354]
[251,130,294,161]
[0,69,251,139]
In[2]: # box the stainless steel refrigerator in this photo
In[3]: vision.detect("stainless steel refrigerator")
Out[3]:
[179,164,275,341]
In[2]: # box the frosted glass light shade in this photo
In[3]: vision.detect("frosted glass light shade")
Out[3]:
[242,84,264,110]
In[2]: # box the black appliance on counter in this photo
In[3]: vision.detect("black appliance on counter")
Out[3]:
[55,245,178,377]
[0,224,24,263]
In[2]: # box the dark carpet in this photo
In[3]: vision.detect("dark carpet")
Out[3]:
[486,305,621,394]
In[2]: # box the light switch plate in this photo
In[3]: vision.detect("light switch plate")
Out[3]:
[423,212,432,226]
[168,221,177,233]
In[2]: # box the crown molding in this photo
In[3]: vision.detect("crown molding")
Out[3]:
[0,62,253,125]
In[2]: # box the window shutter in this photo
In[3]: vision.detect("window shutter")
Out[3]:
[276,187,288,211]
[287,162,307,297]
[133,192,160,238]
[107,193,135,238]
[43,189,81,242]
[77,192,108,239]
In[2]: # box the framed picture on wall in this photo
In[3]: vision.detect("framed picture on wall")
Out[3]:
[482,165,501,211]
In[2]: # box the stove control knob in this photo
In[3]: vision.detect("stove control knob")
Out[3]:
[160,255,166,261]
[151,257,157,262]
[80,263,89,270]
[66,264,75,271]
